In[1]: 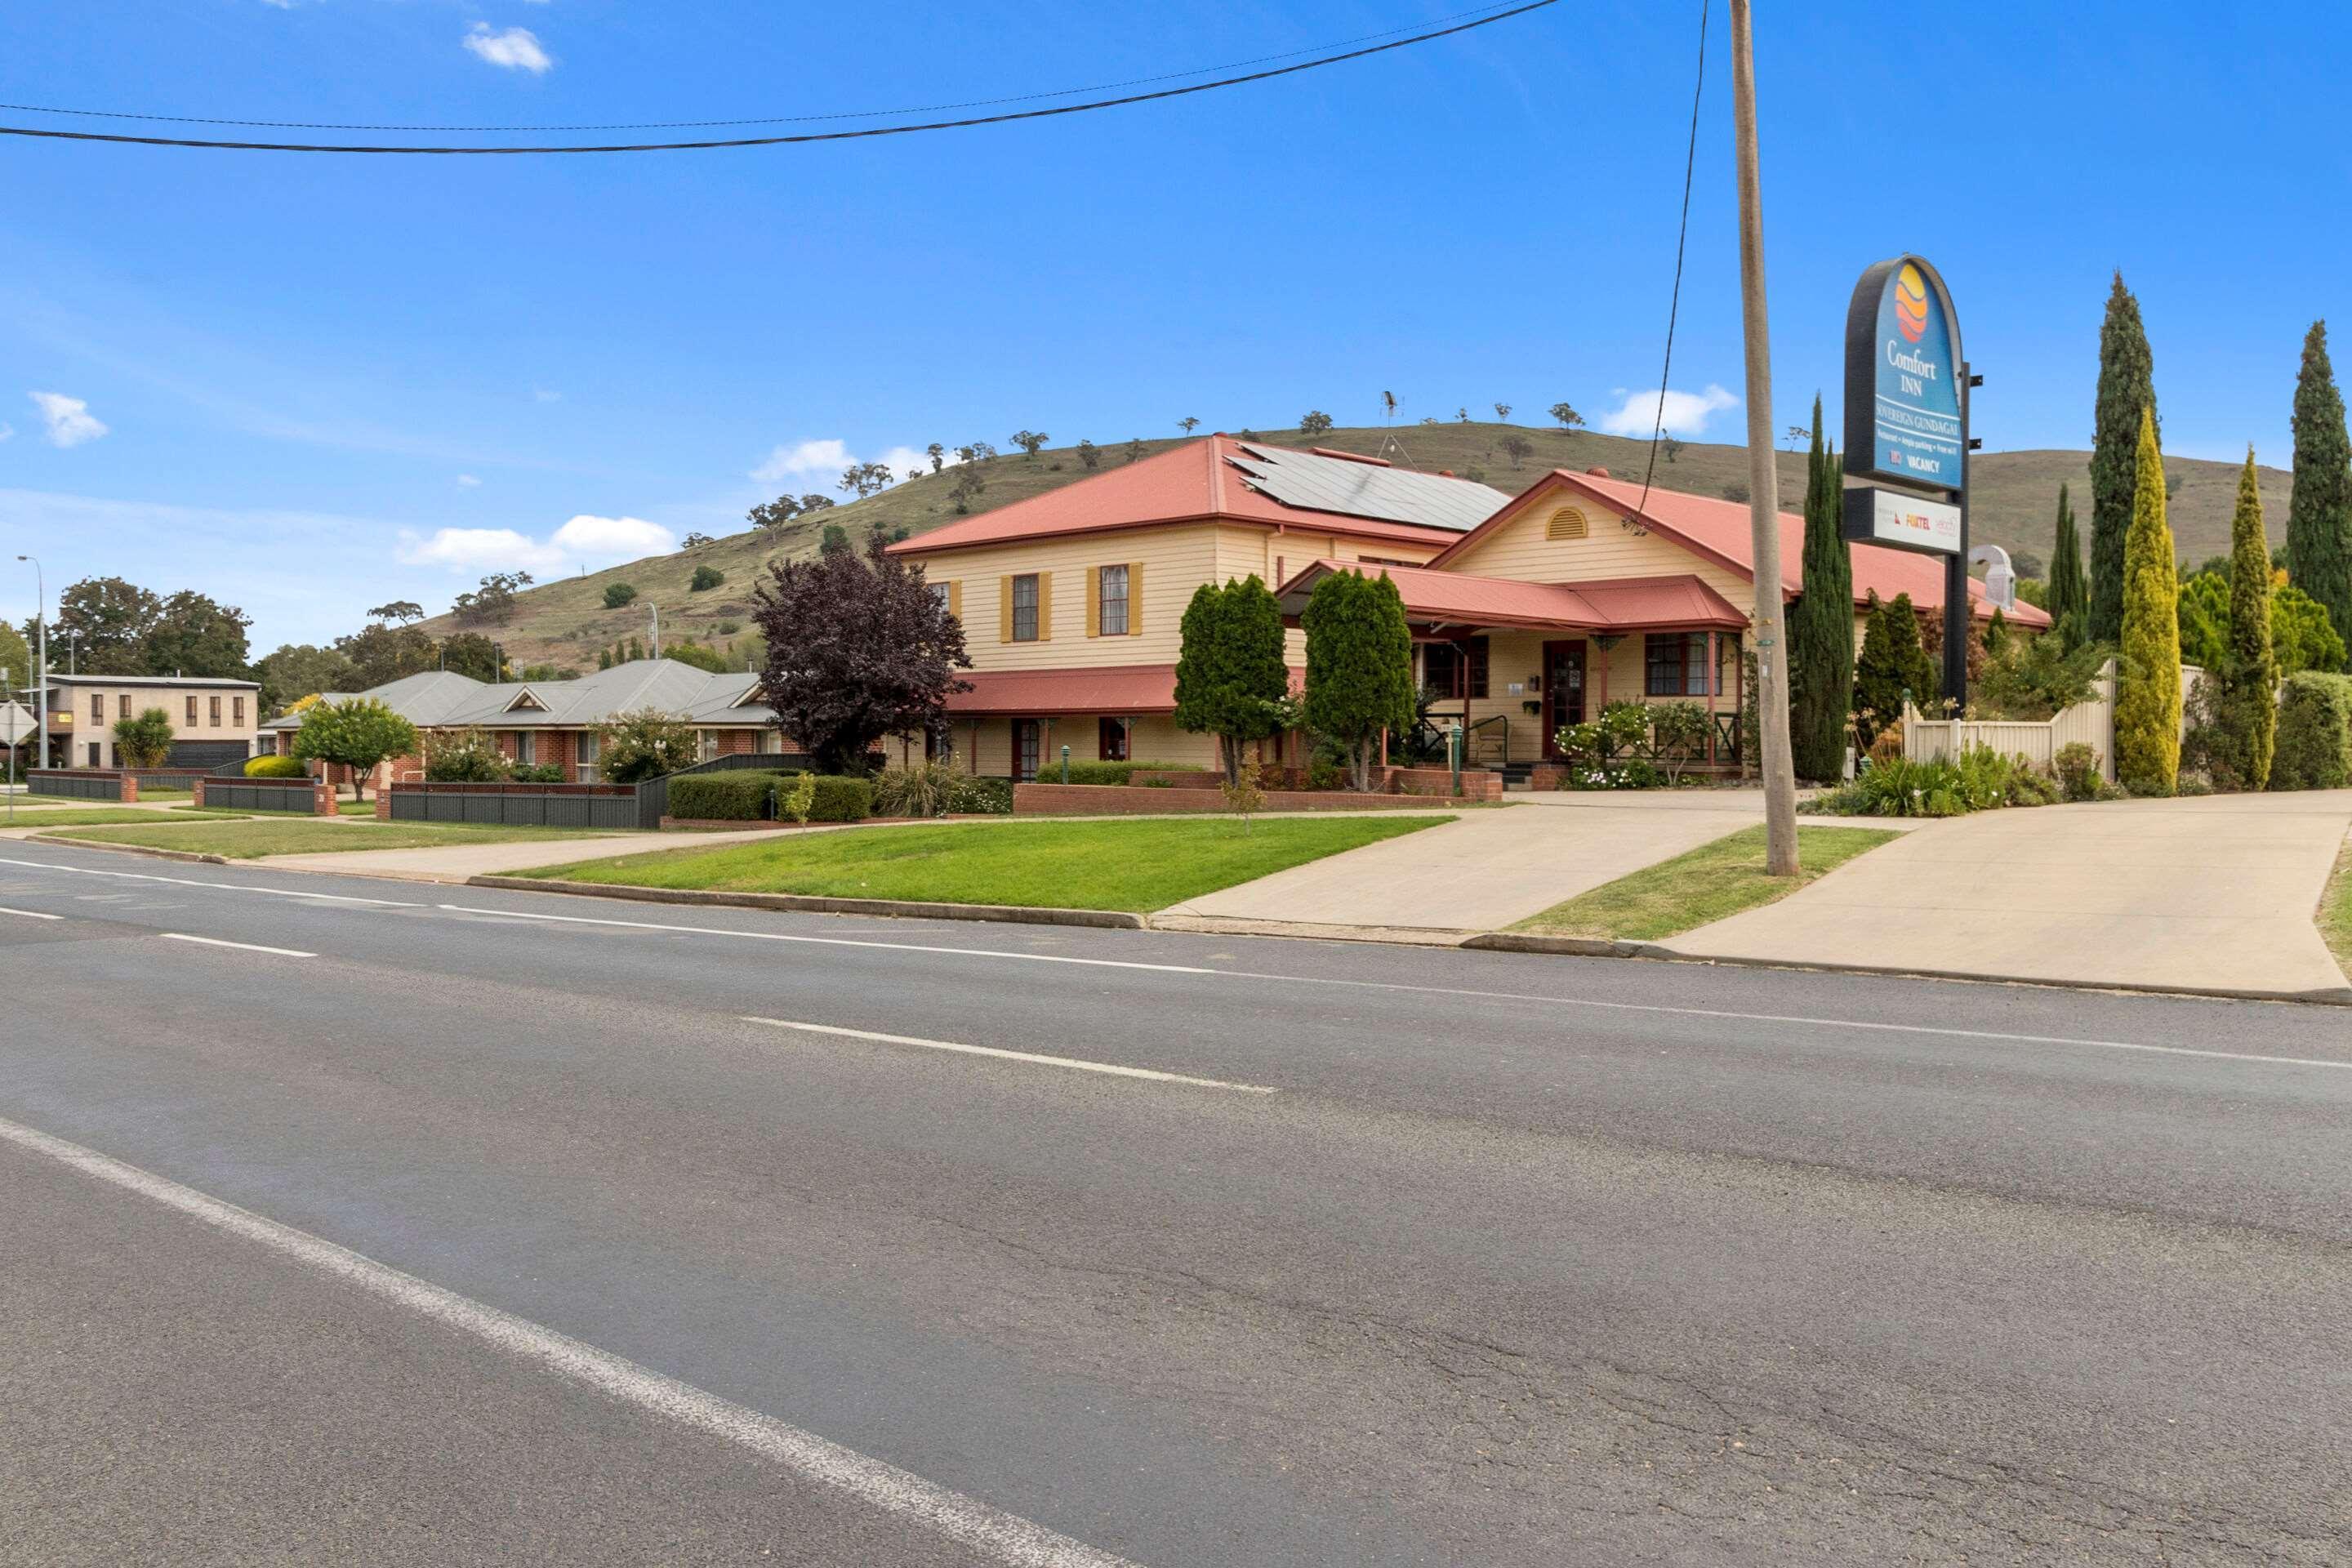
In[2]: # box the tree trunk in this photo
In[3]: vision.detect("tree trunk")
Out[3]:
[1349,737,1370,793]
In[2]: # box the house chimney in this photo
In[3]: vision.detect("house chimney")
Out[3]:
[1585,466,1610,478]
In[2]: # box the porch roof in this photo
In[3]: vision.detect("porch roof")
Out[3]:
[946,664,1179,716]
[1273,559,1749,633]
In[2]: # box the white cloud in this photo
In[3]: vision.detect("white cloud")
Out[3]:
[464,24,553,74]
[456,474,482,488]
[751,438,851,484]
[1597,383,1740,439]
[548,514,675,559]
[28,391,109,448]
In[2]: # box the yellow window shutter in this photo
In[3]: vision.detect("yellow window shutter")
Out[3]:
[1127,562,1144,635]
[1000,577,1013,644]
[947,581,960,621]
[1085,567,1101,639]
[1036,572,1054,641]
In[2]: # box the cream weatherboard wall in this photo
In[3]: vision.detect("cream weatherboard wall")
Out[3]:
[909,524,1221,670]
[1441,492,1758,608]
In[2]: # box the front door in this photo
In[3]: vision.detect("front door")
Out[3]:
[1013,719,1042,782]
[1541,640,1587,756]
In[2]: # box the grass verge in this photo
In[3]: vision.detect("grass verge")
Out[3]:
[1511,825,1900,941]
[54,820,628,860]
[2321,837,2352,982]
[6,808,246,827]
[521,815,1449,912]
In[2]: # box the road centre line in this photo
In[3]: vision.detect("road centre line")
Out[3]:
[0,906,63,920]
[433,904,1217,973]
[0,857,419,907]
[742,1017,1277,1094]
[0,1115,1138,1568]
[163,933,317,959]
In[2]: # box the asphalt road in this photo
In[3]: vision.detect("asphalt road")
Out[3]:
[1,840,2346,1566]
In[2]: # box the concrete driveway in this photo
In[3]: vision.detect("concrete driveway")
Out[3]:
[1664,791,2352,1000]
[1162,796,1777,933]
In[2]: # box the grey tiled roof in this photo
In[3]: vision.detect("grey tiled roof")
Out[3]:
[261,659,773,731]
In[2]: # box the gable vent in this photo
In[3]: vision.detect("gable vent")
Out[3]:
[1546,506,1590,541]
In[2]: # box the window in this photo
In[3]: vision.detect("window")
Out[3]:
[512,730,535,765]
[1645,633,1715,697]
[1098,716,1129,761]
[576,729,602,783]
[1546,506,1590,541]
[88,742,101,767]
[232,695,244,727]
[1097,565,1129,636]
[119,694,131,722]
[699,730,719,762]
[90,695,104,726]
[1422,636,1489,700]
[1011,574,1040,642]
[187,695,199,725]
[1013,719,1042,781]
[209,695,221,726]
[933,582,952,611]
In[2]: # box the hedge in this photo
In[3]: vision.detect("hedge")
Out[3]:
[244,755,310,778]
[669,771,782,821]
[2271,672,2352,791]
[795,773,874,822]
[1030,759,1200,786]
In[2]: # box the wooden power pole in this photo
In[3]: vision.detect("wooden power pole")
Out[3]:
[1728,0,1799,875]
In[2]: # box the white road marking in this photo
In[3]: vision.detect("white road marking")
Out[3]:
[0,906,63,920]
[435,904,1214,974]
[0,857,419,907]
[162,933,317,959]
[0,1115,1141,1568]
[743,1017,1277,1094]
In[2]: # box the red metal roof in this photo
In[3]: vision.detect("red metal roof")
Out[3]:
[1429,470,2054,629]
[1276,561,1748,631]
[946,664,1179,715]
[887,435,1501,556]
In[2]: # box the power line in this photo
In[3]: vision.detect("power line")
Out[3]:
[0,2,1532,134]
[0,1,1557,155]
[1631,0,1710,525]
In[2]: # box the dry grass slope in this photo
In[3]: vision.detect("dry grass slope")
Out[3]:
[423,421,2291,670]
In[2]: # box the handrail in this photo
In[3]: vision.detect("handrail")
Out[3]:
[1463,712,1509,767]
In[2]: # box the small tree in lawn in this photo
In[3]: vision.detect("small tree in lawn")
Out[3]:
[595,709,697,782]
[752,529,971,777]
[2115,407,2183,793]
[1220,760,1265,834]
[1174,577,1290,786]
[112,706,174,768]
[778,771,817,832]
[292,698,418,801]
[1302,569,1414,791]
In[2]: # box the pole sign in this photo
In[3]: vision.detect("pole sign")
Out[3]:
[1843,256,1965,498]
[1848,488,1961,554]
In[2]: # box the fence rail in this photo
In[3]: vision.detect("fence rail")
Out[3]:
[203,778,320,813]
[1901,660,2197,783]
[390,781,647,831]
[27,769,124,801]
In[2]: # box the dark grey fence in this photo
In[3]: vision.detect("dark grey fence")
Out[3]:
[389,782,645,831]
[120,768,214,792]
[203,778,318,813]
[27,769,125,801]
[167,740,254,770]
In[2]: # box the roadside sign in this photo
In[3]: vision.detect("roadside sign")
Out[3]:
[1843,487,1961,555]
[1843,256,1966,497]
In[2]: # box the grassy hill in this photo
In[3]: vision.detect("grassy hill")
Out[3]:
[424,421,2291,671]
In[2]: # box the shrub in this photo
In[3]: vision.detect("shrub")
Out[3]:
[1556,701,1656,788]
[2052,742,2112,803]
[113,706,175,768]
[1867,728,1904,768]
[508,763,565,783]
[689,566,725,592]
[2271,672,2352,791]
[793,772,874,822]
[596,709,697,782]
[1307,759,1347,791]
[423,727,509,782]
[1648,703,1715,783]
[669,771,781,821]
[245,754,309,778]
[949,775,1013,814]
[604,582,639,609]
[872,762,965,818]
[1031,758,1199,786]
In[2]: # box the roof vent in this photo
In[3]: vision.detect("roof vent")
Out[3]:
[1585,466,1611,478]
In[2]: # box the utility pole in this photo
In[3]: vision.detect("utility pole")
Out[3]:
[1728,0,1799,875]
[16,555,44,774]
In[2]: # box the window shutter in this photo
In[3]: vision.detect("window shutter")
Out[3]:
[1085,567,1101,639]
[1000,577,1014,644]
[1126,562,1144,635]
[947,581,961,621]
[1036,572,1053,641]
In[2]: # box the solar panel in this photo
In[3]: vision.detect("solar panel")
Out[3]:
[1227,443,1510,532]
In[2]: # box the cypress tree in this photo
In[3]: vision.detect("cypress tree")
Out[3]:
[2287,320,2352,646]
[1851,591,1932,750]
[1302,570,1415,791]
[1173,577,1289,783]
[1786,395,1855,781]
[2224,448,2278,790]
[2089,274,2158,645]
[2115,408,2182,792]
[2047,483,2088,648]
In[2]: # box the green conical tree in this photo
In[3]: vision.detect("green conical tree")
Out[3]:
[2047,483,2089,648]
[1785,396,1855,780]
[1303,570,1415,791]
[2115,407,2182,792]
[2287,320,2352,646]
[1851,591,1935,749]
[2089,274,2158,645]
[2225,448,2279,790]
[1173,576,1290,784]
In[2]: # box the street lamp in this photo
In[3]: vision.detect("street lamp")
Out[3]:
[16,556,42,772]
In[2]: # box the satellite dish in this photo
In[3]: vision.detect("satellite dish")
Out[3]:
[1967,543,2016,611]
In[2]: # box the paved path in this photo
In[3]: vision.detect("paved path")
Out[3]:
[1667,791,2352,999]
[1165,796,1773,930]
[2,840,2348,1565]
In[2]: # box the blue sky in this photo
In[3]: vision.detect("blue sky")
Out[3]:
[3,0,2347,652]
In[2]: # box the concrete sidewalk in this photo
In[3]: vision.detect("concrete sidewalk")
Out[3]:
[1663,791,2352,1000]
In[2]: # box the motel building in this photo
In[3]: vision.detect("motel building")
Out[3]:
[889,434,2047,782]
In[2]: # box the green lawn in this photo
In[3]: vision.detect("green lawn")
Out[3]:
[52,820,630,859]
[7,808,243,827]
[2322,839,2352,982]
[134,788,194,801]
[1512,825,1901,941]
[523,815,1450,912]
